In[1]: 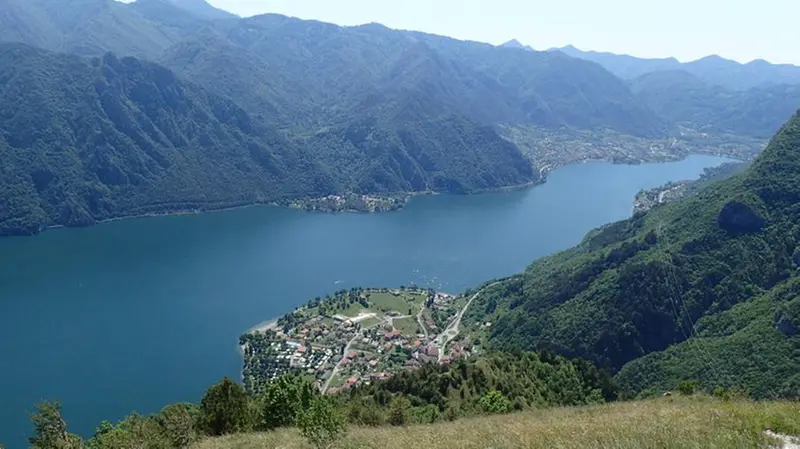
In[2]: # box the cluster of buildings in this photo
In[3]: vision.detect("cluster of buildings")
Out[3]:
[244,288,474,394]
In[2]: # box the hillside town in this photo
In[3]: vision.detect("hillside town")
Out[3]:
[239,287,475,395]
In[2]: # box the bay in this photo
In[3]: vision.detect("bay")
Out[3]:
[0,155,732,447]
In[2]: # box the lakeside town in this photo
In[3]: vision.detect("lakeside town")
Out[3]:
[239,287,477,395]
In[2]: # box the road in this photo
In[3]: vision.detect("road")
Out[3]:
[320,318,386,394]
[435,282,500,362]
[321,334,358,394]
[416,304,430,340]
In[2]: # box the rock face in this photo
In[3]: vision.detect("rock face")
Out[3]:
[718,201,765,234]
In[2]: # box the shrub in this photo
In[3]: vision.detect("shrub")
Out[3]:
[677,380,698,396]
[156,403,199,448]
[260,375,318,430]
[479,390,512,414]
[387,396,411,426]
[296,397,346,449]
[346,397,385,426]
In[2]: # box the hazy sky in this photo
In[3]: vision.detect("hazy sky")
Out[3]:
[201,0,799,65]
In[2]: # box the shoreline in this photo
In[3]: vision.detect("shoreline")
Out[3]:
[13,153,739,238]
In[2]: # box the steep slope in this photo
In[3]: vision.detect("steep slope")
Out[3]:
[464,111,800,396]
[0,43,336,236]
[630,70,800,138]
[556,45,800,90]
[0,43,540,236]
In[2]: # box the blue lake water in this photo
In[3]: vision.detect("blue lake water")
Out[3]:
[0,155,733,447]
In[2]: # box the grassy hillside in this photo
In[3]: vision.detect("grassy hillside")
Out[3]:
[462,111,800,396]
[193,397,800,449]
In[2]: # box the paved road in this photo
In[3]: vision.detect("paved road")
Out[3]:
[321,334,358,394]
[435,282,500,362]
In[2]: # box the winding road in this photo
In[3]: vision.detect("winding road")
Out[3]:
[435,282,500,362]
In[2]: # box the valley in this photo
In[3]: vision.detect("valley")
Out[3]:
[1,0,799,447]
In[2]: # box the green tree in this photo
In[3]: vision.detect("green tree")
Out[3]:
[28,402,83,449]
[296,397,346,449]
[387,396,411,427]
[259,375,318,430]
[85,413,168,449]
[479,390,512,414]
[200,378,250,436]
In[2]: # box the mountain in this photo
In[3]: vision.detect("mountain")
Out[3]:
[464,111,800,397]
[0,0,669,137]
[166,0,236,19]
[500,39,534,52]
[630,70,800,138]
[0,0,180,58]
[0,43,538,236]
[555,45,800,91]
[0,43,339,236]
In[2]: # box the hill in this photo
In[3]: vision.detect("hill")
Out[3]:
[461,111,800,397]
[556,45,800,90]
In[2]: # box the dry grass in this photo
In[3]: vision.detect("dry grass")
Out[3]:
[193,397,800,449]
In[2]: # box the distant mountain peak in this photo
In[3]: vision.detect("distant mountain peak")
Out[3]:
[165,0,237,19]
[500,39,534,52]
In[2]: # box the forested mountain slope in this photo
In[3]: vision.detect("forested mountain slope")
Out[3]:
[465,111,800,397]
[0,0,668,137]
[630,70,800,138]
[0,43,341,236]
[0,44,537,236]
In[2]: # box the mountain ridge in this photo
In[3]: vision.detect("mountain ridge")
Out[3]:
[554,45,800,90]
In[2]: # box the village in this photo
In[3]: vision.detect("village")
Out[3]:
[239,287,475,395]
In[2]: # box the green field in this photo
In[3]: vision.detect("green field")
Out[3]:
[369,292,413,314]
[392,317,422,337]
[358,317,384,329]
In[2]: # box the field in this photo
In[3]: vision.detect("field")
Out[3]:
[392,317,422,337]
[368,291,426,315]
[192,397,800,449]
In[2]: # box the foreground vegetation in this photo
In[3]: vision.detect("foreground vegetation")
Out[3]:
[16,351,614,449]
[195,396,800,449]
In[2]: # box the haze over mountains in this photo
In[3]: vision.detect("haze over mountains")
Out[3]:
[0,0,799,236]
[555,45,800,91]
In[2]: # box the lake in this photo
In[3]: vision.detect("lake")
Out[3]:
[0,155,733,447]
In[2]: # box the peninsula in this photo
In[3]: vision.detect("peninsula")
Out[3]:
[239,287,480,395]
